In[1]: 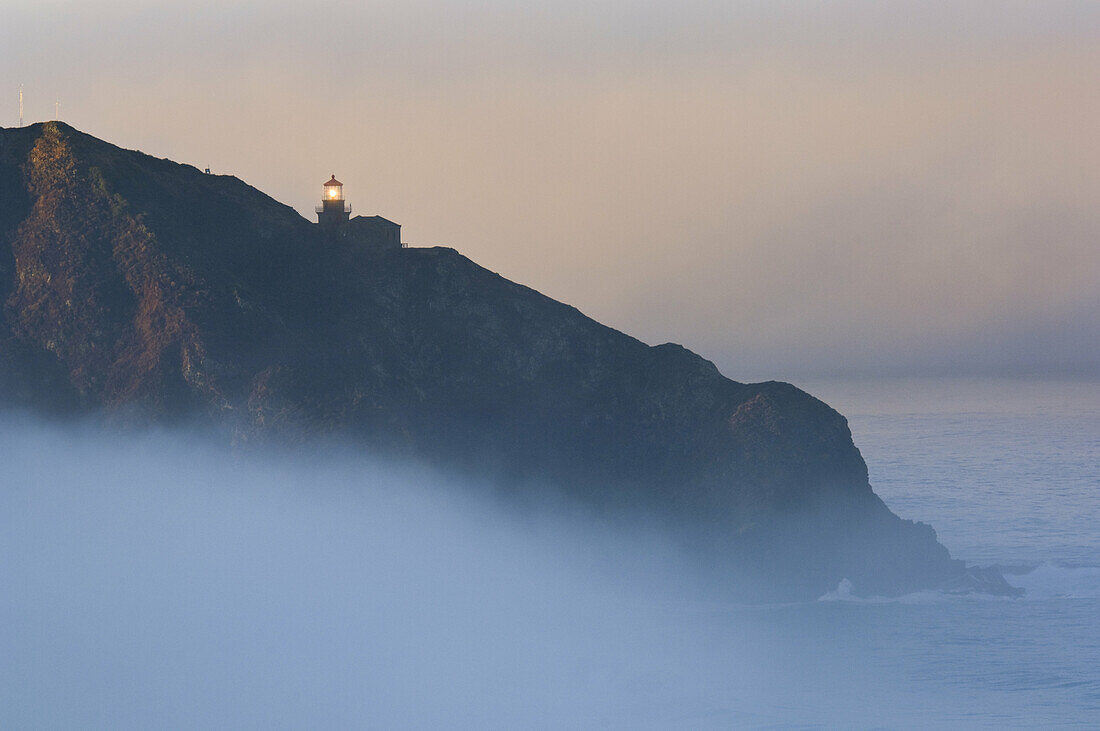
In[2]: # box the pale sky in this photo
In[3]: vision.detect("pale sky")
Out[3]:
[3,1,1098,378]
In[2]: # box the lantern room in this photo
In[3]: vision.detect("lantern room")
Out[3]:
[323,174,343,201]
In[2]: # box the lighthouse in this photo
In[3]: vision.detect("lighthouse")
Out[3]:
[314,174,402,250]
[316,174,351,231]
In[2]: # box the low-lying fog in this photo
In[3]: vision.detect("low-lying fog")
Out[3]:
[0,417,999,727]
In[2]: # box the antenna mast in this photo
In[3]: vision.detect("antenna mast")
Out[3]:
[55,98,59,120]
[18,85,23,126]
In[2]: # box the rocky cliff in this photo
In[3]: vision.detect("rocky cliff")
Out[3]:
[0,122,1009,598]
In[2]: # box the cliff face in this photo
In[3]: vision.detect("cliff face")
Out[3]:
[0,122,982,598]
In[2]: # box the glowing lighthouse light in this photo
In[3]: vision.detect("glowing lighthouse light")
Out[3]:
[323,174,343,201]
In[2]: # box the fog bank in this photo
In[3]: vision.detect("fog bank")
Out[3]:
[0,417,987,728]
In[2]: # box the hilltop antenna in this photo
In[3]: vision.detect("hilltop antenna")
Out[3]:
[55,98,59,120]
[18,84,23,126]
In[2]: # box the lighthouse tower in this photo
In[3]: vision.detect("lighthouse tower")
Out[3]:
[316,174,351,231]
[313,174,402,249]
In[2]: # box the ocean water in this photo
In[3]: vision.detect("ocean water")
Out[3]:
[1,377,1097,728]
[764,376,1100,728]
[803,377,1100,570]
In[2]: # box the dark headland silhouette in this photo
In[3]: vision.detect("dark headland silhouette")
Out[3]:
[0,122,1017,599]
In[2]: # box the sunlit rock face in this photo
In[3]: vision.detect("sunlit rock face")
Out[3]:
[0,121,987,598]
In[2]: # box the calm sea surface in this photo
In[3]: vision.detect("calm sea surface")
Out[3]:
[738,376,1100,728]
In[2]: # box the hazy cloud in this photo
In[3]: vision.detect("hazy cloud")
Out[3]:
[2,1,1097,377]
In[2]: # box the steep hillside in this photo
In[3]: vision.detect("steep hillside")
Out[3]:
[0,122,1007,597]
